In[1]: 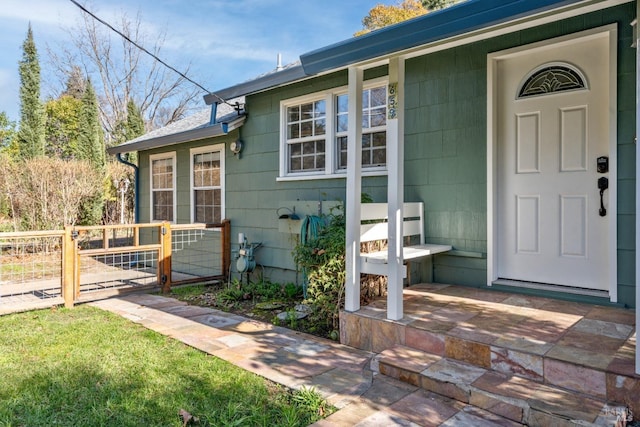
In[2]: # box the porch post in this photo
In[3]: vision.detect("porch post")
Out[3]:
[635,4,640,376]
[387,57,405,321]
[344,66,363,312]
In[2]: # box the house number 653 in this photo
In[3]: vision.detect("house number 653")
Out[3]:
[388,83,398,120]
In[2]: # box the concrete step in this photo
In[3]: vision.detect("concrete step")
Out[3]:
[376,345,631,427]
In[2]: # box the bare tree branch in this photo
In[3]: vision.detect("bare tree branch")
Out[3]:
[48,2,201,144]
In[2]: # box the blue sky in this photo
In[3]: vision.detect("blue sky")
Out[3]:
[0,0,381,122]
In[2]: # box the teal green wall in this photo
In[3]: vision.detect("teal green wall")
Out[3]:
[403,2,636,306]
[137,3,636,306]
[138,130,239,225]
[224,67,389,283]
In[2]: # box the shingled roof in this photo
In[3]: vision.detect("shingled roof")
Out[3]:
[107,98,245,155]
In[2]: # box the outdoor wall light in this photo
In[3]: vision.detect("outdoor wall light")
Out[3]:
[277,207,300,220]
[230,140,243,155]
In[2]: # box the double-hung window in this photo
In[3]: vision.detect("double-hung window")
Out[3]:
[150,153,176,222]
[336,86,387,170]
[286,100,326,172]
[191,145,224,224]
[279,79,388,179]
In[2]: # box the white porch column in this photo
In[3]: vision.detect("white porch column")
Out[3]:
[344,66,364,312]
[387,57,406,321]
[634,5,639,376]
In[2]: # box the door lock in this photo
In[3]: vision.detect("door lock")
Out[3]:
[598,177,608,217]
[597,156,609,173]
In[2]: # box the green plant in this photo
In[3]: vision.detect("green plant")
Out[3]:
[253,280,282,300]
[291,386,330,419]
[293,210,346,333]
[283,282,302,299]
[218,287,245,304]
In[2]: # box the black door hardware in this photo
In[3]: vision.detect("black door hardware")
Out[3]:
[598,177,608,217]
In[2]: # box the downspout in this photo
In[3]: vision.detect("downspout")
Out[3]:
[634,7,639,376]
[116,153,139,224]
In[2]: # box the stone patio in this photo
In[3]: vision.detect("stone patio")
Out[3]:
[340,283,638,426]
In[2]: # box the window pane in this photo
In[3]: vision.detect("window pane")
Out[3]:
[195,207,206,223]
[370,108,386,127]
[316,154,325,169]
[337,114,348,133]
[337,94,348,114]
[302,140,315,153]
[373,148,386,165]
[362,133,372,148]
[194,189,220,223]
[152,158,173,190]
[338,136,347,151]
[362,147,372,166]
[193,151,220,188]
[303,156,315,170]
[301,120,313,137]
[290,157,301,171]
[290,142,301,156]
[288,123,300,139]
[153,191,173,221]
[301,103,313,120]
[370,87,386,107]
[287,106,299,122]
[314,100,326,117]
[314,118,326,136]
[362,90,370,108]
[362,114,370,129]
[372,131,386,147]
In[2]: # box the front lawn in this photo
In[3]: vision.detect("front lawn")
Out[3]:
[0,306,329,426]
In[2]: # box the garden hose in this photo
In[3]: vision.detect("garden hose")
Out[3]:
[300,215,324,298]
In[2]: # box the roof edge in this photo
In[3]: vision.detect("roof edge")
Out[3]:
[300,0,585,75]
[203,64,308,104]
[107,114,246,155]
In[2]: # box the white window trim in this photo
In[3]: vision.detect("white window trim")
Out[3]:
[278,77,389,180]
[189,144,225,224]
[149,152,177,223]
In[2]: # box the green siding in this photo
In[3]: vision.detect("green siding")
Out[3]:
[136,3,636,306]
[138,130,240,224]
[402,3,636,307]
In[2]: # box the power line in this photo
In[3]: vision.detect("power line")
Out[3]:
[68,0,227,105]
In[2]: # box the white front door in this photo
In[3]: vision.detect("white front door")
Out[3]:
[495,30,615,293]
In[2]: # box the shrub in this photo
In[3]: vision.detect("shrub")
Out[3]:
[294,211,346,334]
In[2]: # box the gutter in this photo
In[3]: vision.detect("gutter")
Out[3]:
[107,114,247,155]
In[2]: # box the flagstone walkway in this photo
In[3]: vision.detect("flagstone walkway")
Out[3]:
[92,293,531,426]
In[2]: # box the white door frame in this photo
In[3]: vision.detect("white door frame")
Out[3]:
[487,24,618,301]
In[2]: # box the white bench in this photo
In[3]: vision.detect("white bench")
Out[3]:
[359,202,451,278]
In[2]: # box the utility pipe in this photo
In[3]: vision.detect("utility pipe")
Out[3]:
[116,153,139,224]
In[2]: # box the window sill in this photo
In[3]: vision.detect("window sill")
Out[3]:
[276,169,387,182]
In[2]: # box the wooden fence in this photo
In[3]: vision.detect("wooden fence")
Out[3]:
[0,220,230,313]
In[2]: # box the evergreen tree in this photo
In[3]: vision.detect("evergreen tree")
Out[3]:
[77,79,105,168]
[122,99,145,164]
[125,100,145,141]
[77,79,105,225]
[16,24,45,160]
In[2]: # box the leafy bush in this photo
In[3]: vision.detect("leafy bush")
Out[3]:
[293,194,388,337]
[293,211,346,335]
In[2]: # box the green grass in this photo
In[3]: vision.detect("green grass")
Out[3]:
[0,306,331,426]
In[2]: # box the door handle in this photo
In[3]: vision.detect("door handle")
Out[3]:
[598,177,608,217]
